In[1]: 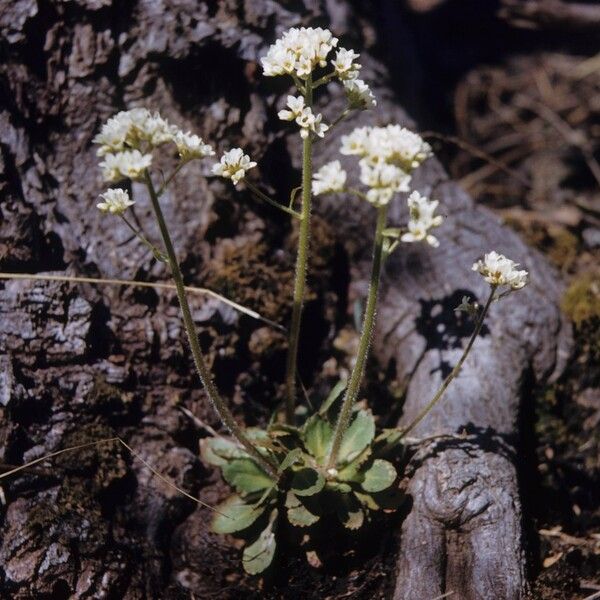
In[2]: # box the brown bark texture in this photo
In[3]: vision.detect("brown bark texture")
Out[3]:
[0,1,571,599]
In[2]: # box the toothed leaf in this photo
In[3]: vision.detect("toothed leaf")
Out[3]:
[337,447,372,482]
[326,481,352,493]
[337,410,375,465]
[200,437,247,467]
[291,468,325,497]
[212,495,266,534]
[337,494,364,530]
[318,380,347,415]
[361,459,397,493]
[303,415,333,464]
[285,492,320,527]
[354,491,379,510]
[222,458,274,495]
[278,447,303,473]
[242,511,277,574]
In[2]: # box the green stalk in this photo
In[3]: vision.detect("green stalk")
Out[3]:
[143,170,278,479]
[284,77,313,423]
[399,286,496,439]
[243,179,301,219]
[327,204,388,468]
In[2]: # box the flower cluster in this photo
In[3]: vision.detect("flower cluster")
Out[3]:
[278,96,329,138]
[472,251,529,289]
[173,130,215,161]
[212,148,257,185]
[359,161,411,206]
[99,149,153,183]
[343,79,377,110]
[262,27,376,126]
[93,108,174,156]
[341,125,431,171]
[331,48,360,81]
[326,125,429,207]
[400,191,443,247]
[94,108,215,184]
[312,160,347,195]
[96,188,135,215]
[261,27,338,79]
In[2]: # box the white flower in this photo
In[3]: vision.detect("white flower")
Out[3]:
[332,48,361,80]
[212,148,257,185]
[97,188,135,215]
[400,191,444,247]
[384,126,432,170]
[312,161,347,195]
[340,125,430,171]
[340,127,370,156]
[279,97,329,139]
[93,108,175,155]
[472,251,529,289]
[343,79,376,110]
[261,27,338,80]
[359,161,411,206]
[310,113,329,138]
[93,113,132,156]
[99,150,153,182]
[339,125,432,208]
[406,191,443,225]
[173,130,215,161]
[278,95,306,121]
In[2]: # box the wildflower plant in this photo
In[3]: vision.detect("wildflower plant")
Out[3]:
[93,27,529,574]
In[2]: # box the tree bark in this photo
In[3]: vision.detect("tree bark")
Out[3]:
[0,1,571,598]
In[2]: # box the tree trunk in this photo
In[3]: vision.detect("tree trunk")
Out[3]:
[0,1,571,598]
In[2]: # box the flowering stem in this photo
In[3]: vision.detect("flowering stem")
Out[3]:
[284,77,313,423]
[315,107,350,142]
[143,170,278,479]
[157,162,187,196]
[243,179,301,219]
[398,286,496,439]
[327,204,388,468]
[312,71,335,88]
[120,215,167,262]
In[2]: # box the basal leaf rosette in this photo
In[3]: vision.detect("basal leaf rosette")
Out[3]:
[201,404,404,575]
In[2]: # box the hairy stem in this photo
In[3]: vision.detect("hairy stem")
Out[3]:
[120,214,166,261]
[399,286,496,438]
[143,170,278,478]
[284,78,313,423]
[244,179,301,219]
[157,161,187,196]
[327,204,388,468]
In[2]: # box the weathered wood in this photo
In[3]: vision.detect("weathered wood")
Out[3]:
[0,1,571,598]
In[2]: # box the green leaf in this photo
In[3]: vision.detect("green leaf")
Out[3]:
[291,468,325,497]
[212,495,266,534]
[325,481,352,494]
[337,447,372,482]
[354,491,379,510]
[318,380,347,416]
[242,510,277,575]
[222,458,274,495]
[200,437,247,467]
[245,428,270,441]
[303,415,333,464]
[285,492,320,527]
[337,410,375,465]
[361,459,397,493]
[337,494,364,530]
[278,448,303,473]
